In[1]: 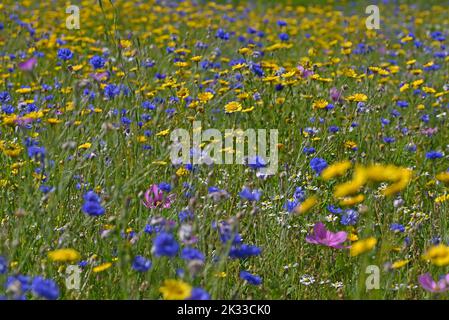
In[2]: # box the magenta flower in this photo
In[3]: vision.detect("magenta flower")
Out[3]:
[418,273,449,293]
[305,222,348,249]
[143,184,174,209]
[297,65,314,79]
[330,87,343,103]
[18,57,37,71]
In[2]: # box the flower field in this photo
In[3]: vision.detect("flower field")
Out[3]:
[0,0,448,300]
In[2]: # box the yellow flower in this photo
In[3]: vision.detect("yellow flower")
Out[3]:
[321,160,352,181]
[78,142,92,150]
[156,129,170,137]
[350,237,377,257]
[391,259,409,269]
[334,167,367,198]
[344,140,357,150]
[312,99,328,109]
[93,262,112,273]
[48,249,80,263]
[176,167,189,177]
[15,87,32,94]
[159,279,192,300]
[294,196,318,214]
[435,194,449,203]
[198,92,214,103]
[422,244,449,266]
[346,93,368,102]
[436,172,449,184]
[381,168,412,196]
[224,101,242,113]
[119,39,132,48]
[339,194,365,206]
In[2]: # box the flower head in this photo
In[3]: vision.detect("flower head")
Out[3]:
[305,222,348,249]
[159,279,192,300]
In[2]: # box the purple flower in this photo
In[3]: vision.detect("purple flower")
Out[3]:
[418,273,449,293]
[18,57,37,71]
[330,87,343,102]
[143,184,174,209]
[305,222,348,249]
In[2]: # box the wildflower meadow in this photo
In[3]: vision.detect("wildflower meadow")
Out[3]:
[0,0,449,301]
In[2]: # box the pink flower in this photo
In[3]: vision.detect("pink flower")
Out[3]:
[330,87,343,102]
[305,222,348,249]
[90,71,110,82]
[297,65,314,79]
[143,184,174,209]
[421,127,438,136]
[418,273,449,293]
[18,57,37,71]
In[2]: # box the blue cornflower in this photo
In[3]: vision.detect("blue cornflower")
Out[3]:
[390,223,405,233]
[178,210,194,223]
[1,104,15,114]
[396,100,408,108]
[340,210,359,226]
[0,256,7,274]
[284,199,299,212]
[158,182,172,193]
[217,222,242,244]
[89,55,106,69]
[247,155,267,169]
[327,205,343,215]
[132,256,152,272]
[104,84,120,99]
[215,28,230,40]
[0,91,11,103]
[303,147,316,154]
[240,271,262,285]
[5,275,32,294]
[57,48,73,61]
[239,187,262,202]
[181,248,205,261]
[329,125,340,133]
[294,187,306,202]
[229,244,262,259]
[426,151,443,160]
[82,191,105,216]
[310,158,328,175]
[152,232,179,258]
[279,33,289,41]
[31,277,59,300]
[188,288,211,300]
[383,137,395,144]
[27,145,46,160]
